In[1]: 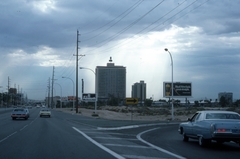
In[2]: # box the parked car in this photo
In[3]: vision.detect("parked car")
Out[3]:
[178,110,240,147]
[39,109,51,117]
[11,108,29,120]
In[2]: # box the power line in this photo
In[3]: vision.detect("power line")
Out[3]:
[85,0,188,55]
[80,1,118,35]
[83,0,209,56]
[81,0,165,55]
[82,0,144,42]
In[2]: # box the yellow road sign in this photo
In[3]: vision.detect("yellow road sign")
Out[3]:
[126,98,138,105]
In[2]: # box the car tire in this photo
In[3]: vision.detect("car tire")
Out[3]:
[199,136,210,147]
[12,117,16,120]
[181,128,189,142]
[216,141,224,145]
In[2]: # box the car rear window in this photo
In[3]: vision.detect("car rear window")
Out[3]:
[13,109,24,111]
[41,109,49,111]
[206,113,240,120]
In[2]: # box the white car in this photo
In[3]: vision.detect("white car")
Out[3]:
[39,109,51,117]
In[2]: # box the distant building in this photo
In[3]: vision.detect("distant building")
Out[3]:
[131,80,146,103]
[218,92,233,104]
[96,57,126,102]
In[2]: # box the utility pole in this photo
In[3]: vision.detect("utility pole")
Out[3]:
[82,79,84,94]
[76,30,80,113]
[7,76,10,108]
[51,66,55,108]
[48,78,50,108]
[74,30,85,113]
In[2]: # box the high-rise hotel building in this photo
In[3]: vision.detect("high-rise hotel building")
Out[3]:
[96,58,126,101]
[131,80,146,103]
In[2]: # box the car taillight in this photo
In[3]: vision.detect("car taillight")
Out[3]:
[217,129,226,132]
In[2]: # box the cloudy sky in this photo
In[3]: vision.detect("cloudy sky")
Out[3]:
[0,0,239,102]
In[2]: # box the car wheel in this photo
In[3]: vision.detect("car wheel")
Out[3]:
[181,128,189,142]
[199,136,210,147]
[12,117,16,120]
[25,117,28,120]
[49,115,51,118]
[216,140,224,145]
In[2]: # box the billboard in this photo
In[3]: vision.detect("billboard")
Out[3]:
[82,93,96,102]
[68,96,76,101]
[163,82,192,97]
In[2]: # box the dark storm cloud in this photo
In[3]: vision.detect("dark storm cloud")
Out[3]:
[0,0,240,100]
[3,0,238,52]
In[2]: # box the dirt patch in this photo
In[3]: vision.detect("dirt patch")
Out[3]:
[56,106,240,121]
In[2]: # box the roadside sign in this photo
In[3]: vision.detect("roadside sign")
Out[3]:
[82,93,96,102]
[163,82,192,97]
[126,98,138,105]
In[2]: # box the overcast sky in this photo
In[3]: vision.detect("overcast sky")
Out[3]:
[0,0,239,102]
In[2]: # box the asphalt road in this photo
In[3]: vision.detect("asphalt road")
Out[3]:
[141,125,240,159]
[1,107,240,159]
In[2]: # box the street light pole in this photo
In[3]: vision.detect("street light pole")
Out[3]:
[62,77,75,111]
[79,67,97,114]
[164,48,174,120]
[55,83,62,109]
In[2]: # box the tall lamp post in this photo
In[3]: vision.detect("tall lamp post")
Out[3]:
[62,77,75,111]
[79,67,97,114]
[55,83,62,109]
[164,48,174,120]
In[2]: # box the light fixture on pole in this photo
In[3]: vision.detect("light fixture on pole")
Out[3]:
[164,48,174,120]
[79,67,97,115]
[62,76,75,111]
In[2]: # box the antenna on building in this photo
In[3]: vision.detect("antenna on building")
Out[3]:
[109,57,112,62]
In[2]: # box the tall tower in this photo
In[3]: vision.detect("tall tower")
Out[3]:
[96,57,126,102]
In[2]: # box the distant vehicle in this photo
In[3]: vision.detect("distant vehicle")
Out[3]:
[11,108,29,120]
[25,108,30,117]
[178,110,240,147]
[36,105,40,108]
[39,109,51,118]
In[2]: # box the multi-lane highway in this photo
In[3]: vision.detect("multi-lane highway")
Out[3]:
[0,107,240,159]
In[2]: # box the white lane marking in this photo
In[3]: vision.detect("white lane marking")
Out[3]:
[82,131,133,136]
[93,137,138,141]
[0,131,17,143]
[137,128,186,159]
[122,154,167,159]
[73,127,125,159]
[98,125,139,130]
[102,143,153,149]
[29,117,38,125]
[0,117,38,143]
[97,122,180,131]
[20,124,28,131]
